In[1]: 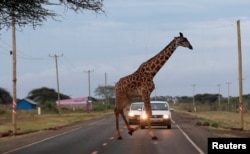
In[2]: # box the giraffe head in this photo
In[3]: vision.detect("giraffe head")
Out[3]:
[175,32,193,50]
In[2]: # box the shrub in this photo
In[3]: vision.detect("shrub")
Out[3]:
[211,122,219,128]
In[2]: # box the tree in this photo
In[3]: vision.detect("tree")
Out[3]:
[0,0,104,29]
[195,93,219,104]
[94,85,115,99]
[26,87,70,104]
[0,87,12,104]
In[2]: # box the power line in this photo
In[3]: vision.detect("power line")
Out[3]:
[0,40,47,60]
[58,57,79,72]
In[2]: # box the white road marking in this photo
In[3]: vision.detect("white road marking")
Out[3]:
[91,150,98,154]
[4,119,107,154]
[3,127,81,154]
[172,119,205,154]
[3,118,204,154]
[88,119,106,125]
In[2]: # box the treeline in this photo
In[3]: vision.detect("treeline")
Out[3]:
[152,93,250,105]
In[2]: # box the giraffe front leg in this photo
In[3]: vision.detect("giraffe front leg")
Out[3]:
[114,108,122,139]
[120,110,136,136]
[147,118,158,140]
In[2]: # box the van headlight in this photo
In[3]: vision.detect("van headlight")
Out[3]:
[141,114,147,120]
[128,112,134,117]
[163,114,170,119]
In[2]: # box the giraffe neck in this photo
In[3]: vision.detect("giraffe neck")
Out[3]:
[138,38,178,77]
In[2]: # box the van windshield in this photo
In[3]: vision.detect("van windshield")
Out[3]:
[131,104,143,110]
[151,103,168,110]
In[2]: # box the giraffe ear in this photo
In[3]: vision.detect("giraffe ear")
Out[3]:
[179,32,183,37]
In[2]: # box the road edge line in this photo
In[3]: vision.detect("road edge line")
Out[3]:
[3,127,81,154]
[172,120,205,154]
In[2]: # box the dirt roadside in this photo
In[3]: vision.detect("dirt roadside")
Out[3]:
[0,112,249,154]
[172,111,250,153]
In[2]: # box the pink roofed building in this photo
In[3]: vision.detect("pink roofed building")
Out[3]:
[56,97,92,111]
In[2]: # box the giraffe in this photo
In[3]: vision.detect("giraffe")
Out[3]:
[114,32,193,140]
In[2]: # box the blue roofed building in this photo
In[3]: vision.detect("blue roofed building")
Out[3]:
[17,99,37,110]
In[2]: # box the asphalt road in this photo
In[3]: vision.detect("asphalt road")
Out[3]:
[4,113,206,154]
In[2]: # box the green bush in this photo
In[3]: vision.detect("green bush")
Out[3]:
[211,122,219,128]
[39,102,59,114]
[92,103,106,111]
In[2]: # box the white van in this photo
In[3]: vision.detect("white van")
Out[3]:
[128,102,144,124]
[140,101,172,129]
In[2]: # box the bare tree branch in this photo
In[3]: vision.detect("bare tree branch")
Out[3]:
[0,0,104,30]
[60,0,104,13]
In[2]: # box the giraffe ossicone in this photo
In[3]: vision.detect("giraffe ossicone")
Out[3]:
[114,32,193,140]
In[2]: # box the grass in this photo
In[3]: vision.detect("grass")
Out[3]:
[174,106,250,131]
[0,109,114,136]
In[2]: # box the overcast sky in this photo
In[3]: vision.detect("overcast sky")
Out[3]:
[1,0,250,99]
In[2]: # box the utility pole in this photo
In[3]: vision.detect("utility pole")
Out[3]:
[217,84,221,109]
[84,70,94,100]
[84,70,94,112]
[154,89,158,101]
[11,10,17,135]
[105,72,108,110]
[191,84,196,112]
[237,20,244,130]
[226,82,232,111]
[49,54,63,114]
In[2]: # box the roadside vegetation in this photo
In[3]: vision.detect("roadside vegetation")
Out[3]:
[0,103,114,138]
[173,105,250,131]
[1,86,250,139]
[171,93,250,131]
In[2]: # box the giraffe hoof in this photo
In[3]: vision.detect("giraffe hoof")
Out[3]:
[128,131,133,136]
[152,136,158,140]
[128,128,135,136]
[117,136,123,140]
